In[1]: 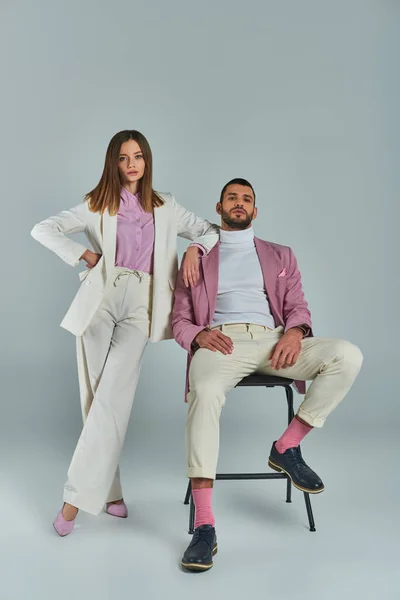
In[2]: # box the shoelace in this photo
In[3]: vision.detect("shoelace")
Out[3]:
[193,528,214,548]
[286,447,309,472]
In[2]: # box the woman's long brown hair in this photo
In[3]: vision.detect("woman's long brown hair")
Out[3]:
[85,130,164,215]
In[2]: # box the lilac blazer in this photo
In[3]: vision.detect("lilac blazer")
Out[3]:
[172,237,312,399]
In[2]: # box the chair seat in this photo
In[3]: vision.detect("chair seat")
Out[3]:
[236,374,294,387]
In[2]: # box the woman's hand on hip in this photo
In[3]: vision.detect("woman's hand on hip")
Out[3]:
[182,246,201,287]
[80,249,102,269]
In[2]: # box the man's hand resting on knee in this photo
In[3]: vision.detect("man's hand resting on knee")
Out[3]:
[269,327,303,369]
[193,329,234,355]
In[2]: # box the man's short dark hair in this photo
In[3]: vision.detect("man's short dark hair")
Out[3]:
[220,178,256,204]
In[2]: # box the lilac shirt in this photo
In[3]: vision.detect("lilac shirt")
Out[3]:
[115,188,155,274]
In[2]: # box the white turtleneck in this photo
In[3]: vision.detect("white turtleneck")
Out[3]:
[212,227,275,328]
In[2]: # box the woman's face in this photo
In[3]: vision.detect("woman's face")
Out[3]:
[118,139,145,187]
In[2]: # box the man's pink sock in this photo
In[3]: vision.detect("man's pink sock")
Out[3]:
[275,417,313,454]
[192,488,215,529]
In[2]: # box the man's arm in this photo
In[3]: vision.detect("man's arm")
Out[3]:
[172,257,206,353]
[282,248,312,335]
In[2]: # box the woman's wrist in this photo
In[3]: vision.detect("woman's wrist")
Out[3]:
[80,249,91,261]
[188,244,205,255]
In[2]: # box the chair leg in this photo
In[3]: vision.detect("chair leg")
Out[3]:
[184,480,191,505]
[286,381,316,532]
[286,476,292,503]
[285,385,295,423]
[284,385,294,503]
[189,492,195,534]
[303,492,316,532]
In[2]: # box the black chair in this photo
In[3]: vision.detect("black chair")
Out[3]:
[183,374,316,533]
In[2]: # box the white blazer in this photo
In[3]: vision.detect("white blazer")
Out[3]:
[31,193,219,340]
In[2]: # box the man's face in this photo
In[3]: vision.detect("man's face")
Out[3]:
[217,184,257,230]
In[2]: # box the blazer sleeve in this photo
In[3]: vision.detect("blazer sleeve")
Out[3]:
[31,203,89,267]
[283,248,312,334]
[172,258,205,352]
[170,194,220,253]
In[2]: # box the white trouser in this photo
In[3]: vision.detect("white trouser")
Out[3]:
[63,267,152,515]
[186,324,363,480]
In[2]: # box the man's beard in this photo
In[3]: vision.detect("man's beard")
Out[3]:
[221,208,253,230]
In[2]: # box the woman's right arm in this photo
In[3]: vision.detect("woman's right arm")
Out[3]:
[31,203,90,267]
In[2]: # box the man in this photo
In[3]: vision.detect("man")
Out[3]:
[172,178,363,572]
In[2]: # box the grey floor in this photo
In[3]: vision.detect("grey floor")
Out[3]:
[2,366,398,600]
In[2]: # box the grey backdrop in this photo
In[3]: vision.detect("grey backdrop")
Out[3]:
[1,1,398,599]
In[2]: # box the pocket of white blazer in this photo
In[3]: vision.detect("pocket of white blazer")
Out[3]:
[79,269,90,282]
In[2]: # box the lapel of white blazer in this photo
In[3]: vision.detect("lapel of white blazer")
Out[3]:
[102,208,117,279]
[153,201,169,277]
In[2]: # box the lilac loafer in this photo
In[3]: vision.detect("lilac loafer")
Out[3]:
[53,508,76,537]
[106,501,128,518]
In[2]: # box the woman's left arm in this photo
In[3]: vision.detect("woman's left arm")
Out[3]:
[171,195,219,249]
[171,195,220,287]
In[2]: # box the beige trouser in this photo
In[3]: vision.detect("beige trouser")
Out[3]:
[186,323,363,480]
[63,267,152,515]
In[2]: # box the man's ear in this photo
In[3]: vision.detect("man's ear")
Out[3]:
[216,202,222,215]
[252,207,258,221]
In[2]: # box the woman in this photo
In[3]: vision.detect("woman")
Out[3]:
[31,130,219,536]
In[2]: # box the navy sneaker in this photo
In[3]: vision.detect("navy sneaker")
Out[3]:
[268,442,324,493]
[181,525,218,572]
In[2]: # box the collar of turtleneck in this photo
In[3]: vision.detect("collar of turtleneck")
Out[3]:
[219,227,255,248]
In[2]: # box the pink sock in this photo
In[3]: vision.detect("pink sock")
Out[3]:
[193,488,215,529]
[275,417,313,454]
